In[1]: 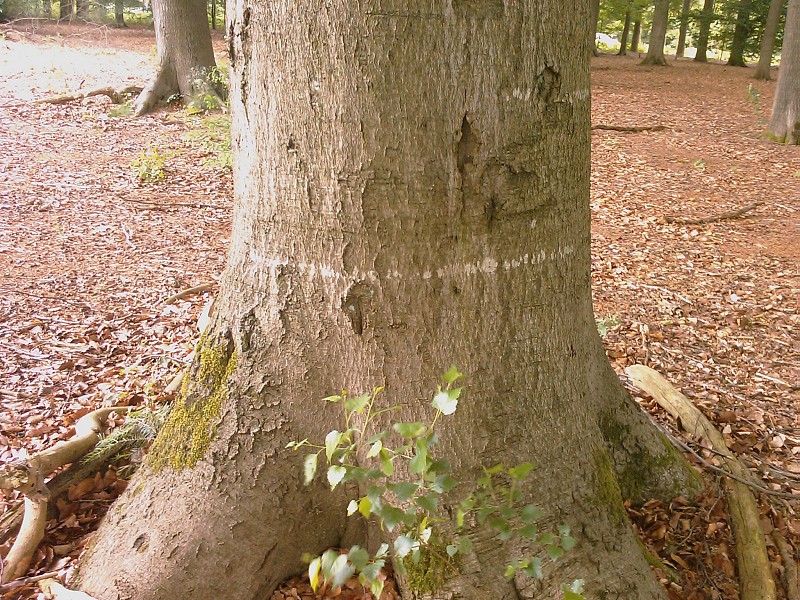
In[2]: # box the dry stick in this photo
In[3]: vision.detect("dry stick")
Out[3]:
[0,407,130,584]
[664,201,764,225]
[626,365,776,600]
[163,283,215,305]
[771,529,800,600]
[0,85,143,109]
[39,578,99,600]
[121,197,222,211]
[591,124,667,132]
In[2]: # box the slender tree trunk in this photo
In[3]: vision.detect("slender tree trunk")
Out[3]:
[134,0,223,115]
[591,0,601,55]
[619,10,632,55]
[642,0,671,65]
[211,0,217,30]
[728,0,752,66]
[114,0,125,27]
[631,18,642,52]
[695,0,715,61]
[73,2,700,599]
[75,0,88,18]
[767,0,800,143]
[754,0,784,79]
[676,0,692,57]
[59,0,72,20]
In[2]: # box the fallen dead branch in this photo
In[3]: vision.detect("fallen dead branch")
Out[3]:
[771,529,799,600]
[591,124,667,132]
[626,365,776,600]
[121,197,223,211]
[664,201,764,225]
[0,85,143,108]
[39,578,99,600]
[0,407,129,583]
[163,282,215,305]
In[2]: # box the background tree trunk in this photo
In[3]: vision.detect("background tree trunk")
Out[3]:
[695,0,716,62]
[767,0,800,142]
[676,0,692,57]
[631,17,642,52]
[728,0,753,66]
[58,0,72,20]
[754,0,784,79]
[75,0,88,18]
[75,2,700,599]
[619,10,632,55]
[114,0,126,28]
[591,0,601,55]
[133,0,222,116]
[642,0,671,65]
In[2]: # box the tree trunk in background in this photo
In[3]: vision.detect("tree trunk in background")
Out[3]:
[676,0,692,57]
[114,0,126,27]
[75,0,88,18]
[643,0,671,65]
[695,0,715,61]
[631,18,642,52]
[133,0,223,115]
[767,0,800,142]
[73,1,701,599]
[754,0,784,79]
[211,0,217,30]
[728,0,752,66]
[591,0,601,55]
[58,0,72,20]
[619,10,632,55]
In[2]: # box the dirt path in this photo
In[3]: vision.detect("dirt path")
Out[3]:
[0,22,798,600]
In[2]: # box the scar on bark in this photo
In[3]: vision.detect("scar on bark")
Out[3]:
[457,115,479,176]
[342,282,373,336]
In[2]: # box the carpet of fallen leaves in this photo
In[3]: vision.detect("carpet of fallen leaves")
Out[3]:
[0,20,797,600]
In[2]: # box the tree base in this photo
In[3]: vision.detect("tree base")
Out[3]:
[640,56,669,66]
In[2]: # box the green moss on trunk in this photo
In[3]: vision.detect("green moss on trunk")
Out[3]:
[147,336,237,471]
[401,537,460,595]
[591,448,627,526]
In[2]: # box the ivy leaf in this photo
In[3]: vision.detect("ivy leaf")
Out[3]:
[393,422,428,438]
[432,390,458,415]
[327,465,347,489]
[344,393,371,414]
[446,544,459,557]
[508,462,535,480]
[442,365,463,384]
[303,453,318,485]
[325,430,342,461]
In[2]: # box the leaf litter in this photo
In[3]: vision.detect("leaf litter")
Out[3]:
[0,23,798,600]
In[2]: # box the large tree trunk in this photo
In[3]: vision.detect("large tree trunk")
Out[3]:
[642,0,671,65]
[695,0,716,62]
[619,10,632,55]
[754,0,784,79]
[133,0,223,116]
[728,0,753,66]
[74,2,701,599]
[676,0,692,58]
[767,0,800,143]
[631,17,642,53]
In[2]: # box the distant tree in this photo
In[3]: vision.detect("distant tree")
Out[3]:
[754,0,785,78]
[631,16,643,51]
[642,0,670,64]
[619,10,633,54]
[676,0,692,57]
[695,0,716,61]
[766,0,799,142]
[59,0,72,19]
[134,0,225,116]
[75,0,88,18]
[592,0,601,55]
[728,0,754,65]
[114,0,126,27]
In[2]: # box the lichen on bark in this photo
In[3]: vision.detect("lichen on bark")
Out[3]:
[147,336,237,471]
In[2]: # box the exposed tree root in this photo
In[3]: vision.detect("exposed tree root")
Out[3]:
[163,282,215,305]
[592,124,667,133]
[39,578,99,599]
[0,407,129,583]
[771,529,799,600]
[664,201,764,225]
[0,86,142,109]
[626,365,776,600]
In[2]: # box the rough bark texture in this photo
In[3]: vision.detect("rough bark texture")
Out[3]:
[75,2,700,600]
[728,0,753,66]
[676,0,692,58]
[767,0,800,143]
[695,0,716,62]
[643,0,671,65]
[754,0,784,79]
[631,18,642,53]
[133,0,222,116]
[114,0,126,28]
[619,11,632,55]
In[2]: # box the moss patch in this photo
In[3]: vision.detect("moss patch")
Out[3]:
[147,336,237,471]
[402,537,460,595]
[592,447,627,526]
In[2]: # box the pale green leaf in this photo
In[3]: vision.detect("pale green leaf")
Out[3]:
[325,430,342,461]
[327,465,346,489]
[442,365,463,384]
[344,393,371,414]
[358,496,372,518]
[303,453,318,485]
[393,422,427,438]
[366,440,382,458]
[432,390,458,415]
[308,557,322,591]
[347,499,359,516]
[508,462,535,480]
[394,534,417,558]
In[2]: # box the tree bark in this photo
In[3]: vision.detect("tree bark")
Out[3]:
[591,0,601,55]
[75,0,88,19]
[676,0,692,58]
[619,10,632,55]
[728,0,753,66]
[114,0,126,28]
[58,0,72,20]
[695,0,716,61]
[767,0,800,143]
[642,0,671,65]
[754,0,784,79]
[74,2,700,599]
[631,18,642,53]
[133,0,223,116]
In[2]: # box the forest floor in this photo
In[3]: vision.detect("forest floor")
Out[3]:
[0,20,798,600]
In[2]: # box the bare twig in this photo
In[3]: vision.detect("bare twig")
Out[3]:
[121,197,222,211]
[664,201,764,225]
[591,124,667,132]
[163,283,215,305]
[0,85,143,109]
